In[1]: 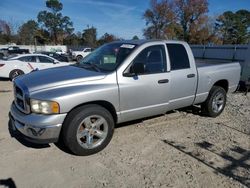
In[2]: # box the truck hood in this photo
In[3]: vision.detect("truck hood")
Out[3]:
[15,65,106,92]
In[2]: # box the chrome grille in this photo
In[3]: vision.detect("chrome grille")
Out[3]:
[14,83,30,114]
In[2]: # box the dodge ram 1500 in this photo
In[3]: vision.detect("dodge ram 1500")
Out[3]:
[10,40,241,155]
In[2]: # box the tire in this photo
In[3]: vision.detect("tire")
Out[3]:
[62,104,114,156]
[201,86,227,117]
[76,55,83,63]
[9,69,24,80]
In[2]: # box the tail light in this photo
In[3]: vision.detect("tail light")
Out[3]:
[0,64,5,67]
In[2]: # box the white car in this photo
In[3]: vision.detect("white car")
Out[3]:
[72,48,93,62]
[0,54,72,80]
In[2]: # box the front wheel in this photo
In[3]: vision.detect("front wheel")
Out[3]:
[62,104,114,156]
[201,86,227,117]
[76,55,83,63]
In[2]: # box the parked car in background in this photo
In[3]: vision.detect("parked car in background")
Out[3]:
[0,52,4,60]
[0,54,72,80]
[54,49,67,55]
[0,46,29,57]
[37,51,70,62]
[9,40,241,156]
[72,48,93,62]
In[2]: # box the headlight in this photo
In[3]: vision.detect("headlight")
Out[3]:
[30,99,60,114]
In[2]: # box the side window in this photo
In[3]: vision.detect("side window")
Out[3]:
[132,45,167,74]
[84,48,91,52]
[19,56,36,62]
[167,44,190,70]
[38,56,54,63]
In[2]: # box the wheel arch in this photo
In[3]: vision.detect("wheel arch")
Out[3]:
[9,69,25,80]
[212,79,229,93]
[66,100,118,123]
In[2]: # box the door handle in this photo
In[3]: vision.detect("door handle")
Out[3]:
[187,74,195,78]
[158,79,169,84]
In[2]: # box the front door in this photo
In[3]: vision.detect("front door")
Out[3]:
[117,45,171,122]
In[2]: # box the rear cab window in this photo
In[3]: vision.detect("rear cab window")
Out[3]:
[166,44,190,71]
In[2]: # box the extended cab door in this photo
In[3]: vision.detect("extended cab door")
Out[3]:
[166,43,197,110]
[117,44,171,122]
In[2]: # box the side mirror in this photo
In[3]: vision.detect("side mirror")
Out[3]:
[123,62,145,77]
[53,60,59,64]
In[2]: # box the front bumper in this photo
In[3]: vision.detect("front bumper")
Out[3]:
[10,102,67,144]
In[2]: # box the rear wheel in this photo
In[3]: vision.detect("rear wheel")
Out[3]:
[201,86,227,117]
[9,69,24,80]
[62,104,114,156]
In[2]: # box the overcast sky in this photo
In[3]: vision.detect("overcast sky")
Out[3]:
[0,0,249,39]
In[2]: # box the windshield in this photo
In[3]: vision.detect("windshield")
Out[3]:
[77,42,137,72]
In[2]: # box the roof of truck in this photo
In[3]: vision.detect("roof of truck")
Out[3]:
[111,39,186,46]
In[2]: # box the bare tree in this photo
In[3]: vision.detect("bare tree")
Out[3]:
[143,0,209,43]
[143,0,176,39]
[175,0,208,42]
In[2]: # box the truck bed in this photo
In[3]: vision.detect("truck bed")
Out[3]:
[193,58,241,105]
[195,58,236,67]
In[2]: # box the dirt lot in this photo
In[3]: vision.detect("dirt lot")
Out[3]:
[0,80,249,188]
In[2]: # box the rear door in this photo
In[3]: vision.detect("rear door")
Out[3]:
[36,56,57,69]
[166,43,197,109]
[17,55,37,72]
[117,44,171,122]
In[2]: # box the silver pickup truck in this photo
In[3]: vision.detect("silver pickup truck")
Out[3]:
[10,40,241,155]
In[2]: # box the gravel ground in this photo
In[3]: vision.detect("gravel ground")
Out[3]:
[0,80,249,188]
